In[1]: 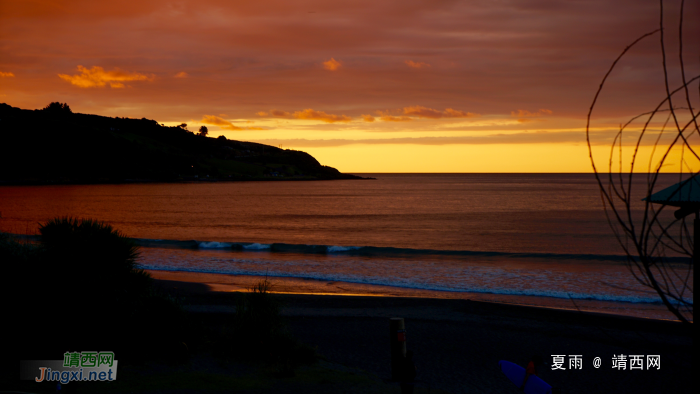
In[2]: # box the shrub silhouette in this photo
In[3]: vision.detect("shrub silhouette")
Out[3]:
[39,217,151,300]
[234,278,282,338]
[6,218,185,364]
[218,278,316,372]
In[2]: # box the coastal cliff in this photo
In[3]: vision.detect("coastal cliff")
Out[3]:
[0,103,363,184]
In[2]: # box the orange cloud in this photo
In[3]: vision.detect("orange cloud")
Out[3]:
[0,71,14,77]
[511,109,553,122]
[404,106,442,118]
[174,71,188,78]
[405,60,430,69]
[375,110,412,122]
[381,115,412,122]
[293,108,351,123]
[201,115,244,130]
[257,110,290,117]
[201,115,264,130]
[322,58,341,71]
[58,65,153,88]
[443,108,478,118]
[403,106,479,119]
[362,114,375,122]
[254,130,606,147]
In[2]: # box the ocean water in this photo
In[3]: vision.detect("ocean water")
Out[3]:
[0,174,692,320]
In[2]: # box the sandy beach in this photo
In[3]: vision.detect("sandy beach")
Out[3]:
[153,271,693,394]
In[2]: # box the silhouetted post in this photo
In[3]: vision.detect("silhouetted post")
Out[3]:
[390,317,406,381]
[695,212,699,265]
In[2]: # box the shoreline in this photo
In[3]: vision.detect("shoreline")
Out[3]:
[147,269,683,323]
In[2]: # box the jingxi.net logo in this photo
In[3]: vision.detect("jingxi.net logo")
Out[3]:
[20,351,118,384]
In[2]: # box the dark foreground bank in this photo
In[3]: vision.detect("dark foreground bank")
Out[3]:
[157,279,693,394]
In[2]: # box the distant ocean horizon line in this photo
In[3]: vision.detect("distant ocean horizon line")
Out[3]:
[343,172,680,175]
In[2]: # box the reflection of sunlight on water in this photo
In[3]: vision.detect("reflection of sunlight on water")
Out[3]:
[2,174,672,256]
[1,175,691,322]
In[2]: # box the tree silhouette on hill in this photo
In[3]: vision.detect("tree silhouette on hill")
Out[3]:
[42,102,72,114]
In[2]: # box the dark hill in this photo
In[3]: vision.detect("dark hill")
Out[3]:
[0,103,363,184]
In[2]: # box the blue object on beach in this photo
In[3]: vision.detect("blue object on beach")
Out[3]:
[499,360,552,394]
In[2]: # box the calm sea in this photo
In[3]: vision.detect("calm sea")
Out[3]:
[0,174,692,320]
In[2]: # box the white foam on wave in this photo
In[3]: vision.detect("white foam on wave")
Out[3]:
[138,248,673,306]
[327,245,361,253]
[243,243,272,250]
[198,241,233,249]
[142,265,665,304]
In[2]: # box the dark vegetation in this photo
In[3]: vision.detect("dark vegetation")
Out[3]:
[0,103,363,184]
[2,219,186,367]
[1,218,316,391]
[217,279,317,376]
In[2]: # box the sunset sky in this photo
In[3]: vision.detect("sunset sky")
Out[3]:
[1,0,698,172]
